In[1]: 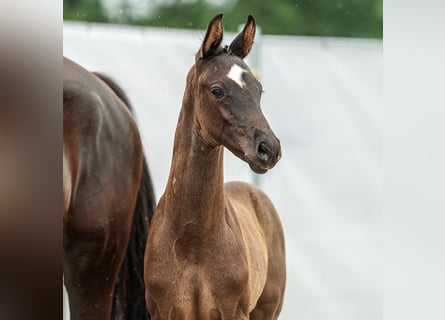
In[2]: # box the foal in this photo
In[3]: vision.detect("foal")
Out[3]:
[144,14,286,319]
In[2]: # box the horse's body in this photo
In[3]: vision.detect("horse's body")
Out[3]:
[144,14,286,319]
[63,57,154,320]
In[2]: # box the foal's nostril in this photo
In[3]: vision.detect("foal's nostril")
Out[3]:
[257,142,270,161]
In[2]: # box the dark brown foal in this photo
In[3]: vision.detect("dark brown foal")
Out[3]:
[144,14,286,320]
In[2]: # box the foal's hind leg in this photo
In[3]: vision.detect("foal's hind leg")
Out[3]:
[249,286,284,320]
[63,209,133,320]
[248,244,285,320]
[249,190,286,320]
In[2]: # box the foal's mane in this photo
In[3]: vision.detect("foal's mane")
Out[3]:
[218,45,230,56]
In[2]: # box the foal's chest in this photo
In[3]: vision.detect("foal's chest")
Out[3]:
[146,233,251,318]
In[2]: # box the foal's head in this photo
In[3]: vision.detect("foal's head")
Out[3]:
[190,14,281,174]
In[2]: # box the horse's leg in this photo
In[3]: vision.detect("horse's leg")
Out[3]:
[249,287,283,320]
[249,194,286,320]
[249,250,285,319]
[63,209,133,320]
[249,261,285,319]
[249,253,285,320]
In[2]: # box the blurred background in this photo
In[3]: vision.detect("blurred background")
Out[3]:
[64,1,382,319]
[64,0,382,38]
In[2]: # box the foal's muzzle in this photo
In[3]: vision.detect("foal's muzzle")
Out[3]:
[248,133,281,174]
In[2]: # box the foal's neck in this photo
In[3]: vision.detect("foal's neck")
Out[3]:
[163,81,225,234]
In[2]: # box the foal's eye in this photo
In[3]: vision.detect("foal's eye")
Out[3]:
[210,86,225,99]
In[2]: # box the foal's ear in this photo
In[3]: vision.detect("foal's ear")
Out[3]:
[199,13,224,59]
[228,15,256,59]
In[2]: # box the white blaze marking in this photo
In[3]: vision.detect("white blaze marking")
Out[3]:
[227,64,246,88]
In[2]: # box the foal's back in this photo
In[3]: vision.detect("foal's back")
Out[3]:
[225,181,286,318]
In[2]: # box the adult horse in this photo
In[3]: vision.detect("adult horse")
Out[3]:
[63,57,155,320]
[144,14,286,319]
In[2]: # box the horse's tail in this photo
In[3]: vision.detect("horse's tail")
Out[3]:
[112,157,155,320]
[95,72,155,320]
